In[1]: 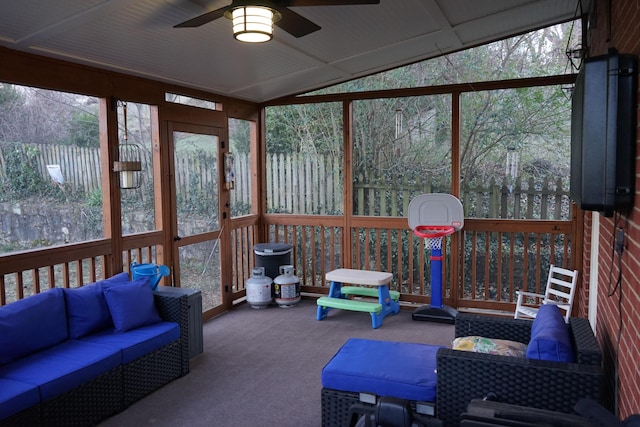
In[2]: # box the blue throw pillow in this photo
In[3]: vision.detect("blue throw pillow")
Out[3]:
[99,271,132,288]
[526,304,574,362]
[64,272,131,338]
[103,277,162,333]
[64,283,109,338]
[0,288,67,365]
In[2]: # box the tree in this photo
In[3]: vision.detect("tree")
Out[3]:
[66,111,99,147]
[265,102,343,156]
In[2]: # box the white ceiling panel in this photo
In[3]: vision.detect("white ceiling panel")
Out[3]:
[0,0,588,103]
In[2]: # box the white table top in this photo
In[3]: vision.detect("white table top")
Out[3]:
[325,268,393,286]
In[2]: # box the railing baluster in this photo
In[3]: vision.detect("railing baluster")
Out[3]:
[496,231,503,301]
[484,231,490,300]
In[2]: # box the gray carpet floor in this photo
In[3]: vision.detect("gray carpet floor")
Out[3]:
[99,298,455,427]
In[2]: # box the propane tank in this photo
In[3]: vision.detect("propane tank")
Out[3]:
[246,267,273,309]
[273,265,301,307]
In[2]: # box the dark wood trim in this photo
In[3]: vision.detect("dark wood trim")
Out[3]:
[343,100,354,267]
[267,74,577,105]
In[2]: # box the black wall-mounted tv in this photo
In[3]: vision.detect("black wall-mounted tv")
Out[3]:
[570,48,638,217]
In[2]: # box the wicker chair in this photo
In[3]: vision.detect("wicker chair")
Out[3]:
[436,313,603,427]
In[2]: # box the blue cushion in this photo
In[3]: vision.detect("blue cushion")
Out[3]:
[64,283,110,339]
[63,272,130,339]
[103,277,161,333]
[0,288,68,366]
[0,340,121,401]
[526,304,574,362]
[322,338,442,402]
[80,321,180,363]
[0,378,40,421]
[100,272,131,288]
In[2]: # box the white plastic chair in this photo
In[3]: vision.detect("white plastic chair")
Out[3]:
[514,265,579,322]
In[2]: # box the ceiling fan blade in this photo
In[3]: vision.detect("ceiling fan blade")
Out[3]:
[275,6,321,38]
[286,0,380,6]
[174,6,227,28]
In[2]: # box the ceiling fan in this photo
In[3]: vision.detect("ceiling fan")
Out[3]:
[174,0,380,39]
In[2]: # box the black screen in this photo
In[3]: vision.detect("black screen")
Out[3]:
[570,48,637,216]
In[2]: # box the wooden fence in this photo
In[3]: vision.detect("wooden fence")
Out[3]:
[1,144,571,220]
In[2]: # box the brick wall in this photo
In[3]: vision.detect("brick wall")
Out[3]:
[583,0,640,418]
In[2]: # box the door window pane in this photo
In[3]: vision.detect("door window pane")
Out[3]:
[178,240,221,312]
[173,131,219,235]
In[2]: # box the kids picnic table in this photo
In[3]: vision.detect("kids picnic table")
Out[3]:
[316,268,400,329]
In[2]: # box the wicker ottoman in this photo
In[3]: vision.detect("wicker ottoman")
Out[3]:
[321,338,442,426]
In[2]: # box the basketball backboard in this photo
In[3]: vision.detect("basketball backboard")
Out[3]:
[407,193,464,231]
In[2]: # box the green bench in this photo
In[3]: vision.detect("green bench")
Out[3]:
[316,296,382,314]
[340,286,400,302]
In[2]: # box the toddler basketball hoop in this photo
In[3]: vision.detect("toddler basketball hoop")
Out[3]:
[414,225,455,249]
[408,194,464,324]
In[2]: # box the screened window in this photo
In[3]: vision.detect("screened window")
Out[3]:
[117,101,157,233]
[229,118,253,217]
[0,83,103,253]
[352,96,452,217]
[459,86,572,220]
[265,103,344,215]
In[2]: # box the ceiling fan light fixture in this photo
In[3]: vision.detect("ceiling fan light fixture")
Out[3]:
[227,6,280,43]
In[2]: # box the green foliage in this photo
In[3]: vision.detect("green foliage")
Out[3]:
[80,204,104,239]
[176,170,219,217]
[277,23,578,192]
[67,111,99,147]
[1,143,50,199]
[86,188,103,207]
[459,85,570,186]
[265,103,342,155]
[351,95,452,186]
[229,118,251,154]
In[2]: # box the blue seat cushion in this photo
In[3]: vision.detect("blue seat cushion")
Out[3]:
[80,321,180,363]
[526,304,574,363]
[0,378,40,421]
[0,340,121,401]
[322,338,442,402]
[0,288,68,365]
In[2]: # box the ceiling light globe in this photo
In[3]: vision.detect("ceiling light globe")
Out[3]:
[231,6,275,43]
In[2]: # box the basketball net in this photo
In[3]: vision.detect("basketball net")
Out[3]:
[413,225,455,251]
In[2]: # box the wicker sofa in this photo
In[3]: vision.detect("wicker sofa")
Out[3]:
[321,309,604,427]
[436,312,603,427]
[0,273,190,427]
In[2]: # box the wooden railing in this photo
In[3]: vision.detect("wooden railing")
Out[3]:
[1,214,575,316]
[229,216,258,295]
[458,219,575,313]
[0,239,111,304]
[262,215,576,315]
[0,236,165,305]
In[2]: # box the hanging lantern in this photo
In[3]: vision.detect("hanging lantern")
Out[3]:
[113,101,142,189]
